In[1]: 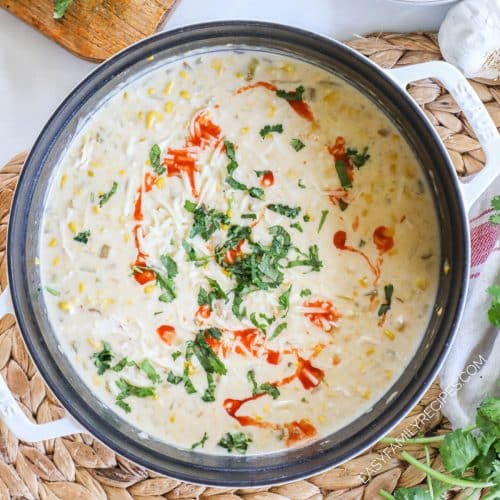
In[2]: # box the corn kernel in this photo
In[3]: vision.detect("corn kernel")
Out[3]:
[241,127,249,134]
[317,415,326,424]
[362,389,371,400]
[92,206,100,214]
[144,284,156,294]
[123,233,130,243]
[163,81,174,95]
[146,55,154,61]
[262,405,270,414]
[146,110,162,129]
[137,111,143,120]
[52,256,59,266]
[103,298,115,305]
[282,62,295,73]
[211,59,222,72]
[169,414,175,423]
[388,152,398,162]
[384,369,393,380]
[235,72,243,79]
[267,104,276,118]
[179,70,188,79]
[152,393,158,400]
[123,91,128,100]
[60,175,68,188]
[118,169,126,176]
[147,87,156,96]
[164,101,174,113]
[79,282,85,293]
[221,223,229,231]
[89,160,101,168]
[255,415,263,421]
[87,337,101,349]
[358,277,368,288]
[179,90,191,100]
[389,163,397,174]
[92,375,101,386]
[87,170,94,177]
[68,222,77,234]
[155,177,165,189]
[416,278,428,291]
[323,91,337,103]
[58,301,72,311]
[48,238,57,248]
[365,346,375,356]
[361,192,373,204]
[384,329,396,341]
[353,290,359,298]
[222,269,230,276]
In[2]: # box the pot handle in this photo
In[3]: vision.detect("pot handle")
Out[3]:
[0,286,85,441]
[388,61,500,211]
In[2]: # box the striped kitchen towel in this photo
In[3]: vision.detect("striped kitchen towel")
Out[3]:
[440,183,500,428]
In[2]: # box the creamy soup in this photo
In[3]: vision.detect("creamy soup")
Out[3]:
[40,51,440,455]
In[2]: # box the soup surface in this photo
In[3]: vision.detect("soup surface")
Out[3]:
[40,50,440,455]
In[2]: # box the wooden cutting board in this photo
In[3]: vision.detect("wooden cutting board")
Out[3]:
[0,0,180,62]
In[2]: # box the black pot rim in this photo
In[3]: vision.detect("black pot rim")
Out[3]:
[7,21,470,487]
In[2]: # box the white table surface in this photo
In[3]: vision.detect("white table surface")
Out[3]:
[0,0,455,166]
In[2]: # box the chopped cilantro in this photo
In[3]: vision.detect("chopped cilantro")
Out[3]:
[45,287,60,296]
[198,277,227,310]
[298,179,306,189]
[378,284,394,316]
[278,286,291,314]
[172,350,182,361]
[250,312,272,335]
[191,432,209,449]
[287,245,322,271]
[276,85,305,101]
[259,124,283,138]
[112,358,137,372]
[149,144,165,175]
[182,240,211,265]
[303,214,311,222]
[115,378,156,413]
[347,146,370,168]
[241,213,257,220]
[139,359,161,384]
[247,370,280,399]
[268,321,287,340]
[166,371,183,385]
[318,210,329,233]
[300,288,312,297]
[98,181,118,207]
[201,372,216,402]
[267,204,301,218]
[73,230,90,244]
[93,342,113,375]
[218,432,252,454]
[155,254,178,303]
[339,199,348,211]
[335,159,352,189]
[291,138,305,151]
[224,140,264,199]
[290,222,303,232]
[184,200,230,240]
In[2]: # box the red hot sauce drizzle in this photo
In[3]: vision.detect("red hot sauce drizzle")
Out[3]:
[133,172,157,221]
[235,81,315,122]
[373,225,394,254]
[333,230,381,285]
[223,347,325,446]
[132,225,155,285]
[156,325,176,344]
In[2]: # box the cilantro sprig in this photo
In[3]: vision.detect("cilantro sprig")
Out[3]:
[115,378,156,413]
[98,181,118,207]
[276,85,305,101]
[73,230,90,244]
[198,278,228,311]
[184,200,229,240]
[379,397,500,499]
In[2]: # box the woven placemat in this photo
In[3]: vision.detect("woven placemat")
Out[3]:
[0,32,498,500]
